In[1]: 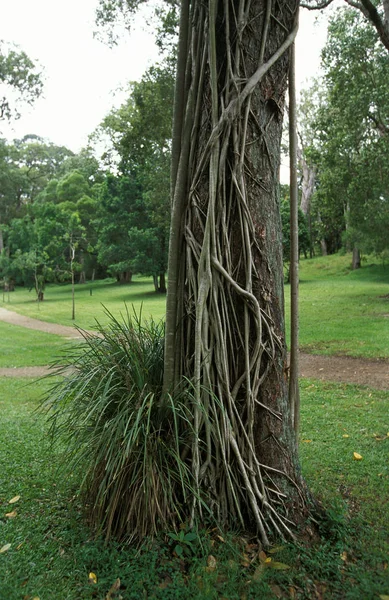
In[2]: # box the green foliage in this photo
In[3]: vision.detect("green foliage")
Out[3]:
[0,41,43,122]
[303,8,389,257]
[43,309,197,543]
[167,529,198,557]
[280,185,310,276]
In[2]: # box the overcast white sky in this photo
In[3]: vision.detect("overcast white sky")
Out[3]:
[0,1,329,153]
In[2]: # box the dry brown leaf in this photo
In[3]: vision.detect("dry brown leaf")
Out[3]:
[289,587,297,598]
[106,577,121,599]
[5,510,17,518]
[269,560,291,570]
[241,553,251,568]
[270,584,283,598]
[8,495,20,504]
[252,563,265,581]
[158,577,171,591]
[206,555,217,572]
[258,550,268,563]
[0,544,11,554]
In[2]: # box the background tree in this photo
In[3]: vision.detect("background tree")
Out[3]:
[301,8,389,263]
[0,40,43,124]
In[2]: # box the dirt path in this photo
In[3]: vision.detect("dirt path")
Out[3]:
[0,306,388,389]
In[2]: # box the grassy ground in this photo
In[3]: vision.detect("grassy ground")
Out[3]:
[2,253,389,358]
[0,321,68,368]
[0,376,388,599]
[0,277,166,330]
[284,254,389,358]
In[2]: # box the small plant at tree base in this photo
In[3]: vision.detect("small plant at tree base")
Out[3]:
[167,529,198,558]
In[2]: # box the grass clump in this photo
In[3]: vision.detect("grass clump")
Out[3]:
[44,308,194,543]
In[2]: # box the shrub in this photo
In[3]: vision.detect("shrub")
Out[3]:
[44,308,195,543]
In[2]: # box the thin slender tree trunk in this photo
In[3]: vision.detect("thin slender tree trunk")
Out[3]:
[164,0,315,543]
[352,247,361,270]
[288,40,300,437]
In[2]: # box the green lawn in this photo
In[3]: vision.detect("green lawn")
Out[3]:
[0,378,388,599]
[0,321,69,368]
[285,254,389,358]
[1,276,166,330]
[2,254,389,358]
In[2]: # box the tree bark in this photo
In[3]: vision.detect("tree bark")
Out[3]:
[289,41,300,437]
[164,0,314,542]
[352,246,361,269]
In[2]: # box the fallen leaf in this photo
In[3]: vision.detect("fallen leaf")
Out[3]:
[302,439,312,443]
[252,563,265,581]
[265,557,272,564]
[241,553,251,568]
[353,452,363,460]
[158,577,172,590]
[88,572,97,584]
[106,578,121,599]
[289,587,297,598]
[206,555,217,572]
[5,511,17,518]
[16,543,24,550]
[269,545,285,554]
[342,434,349,438]
[340,551,348,562]
[269,561,291,570]
[0,544,11,554]
[270,584,283,598]
[379,596,389,600]
[8,496,20,504]
[258,550,267,563]
[32,597,40,600]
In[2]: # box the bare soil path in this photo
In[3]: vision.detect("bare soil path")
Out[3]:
[0,306,388,389]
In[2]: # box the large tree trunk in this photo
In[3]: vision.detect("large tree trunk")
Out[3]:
[164,0,314,544]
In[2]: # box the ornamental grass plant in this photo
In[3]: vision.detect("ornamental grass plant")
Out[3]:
[43,308,195,543]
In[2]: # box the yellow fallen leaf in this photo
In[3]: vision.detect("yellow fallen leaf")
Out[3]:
[342,434,349,438]
[32,597,40,600]
[88,572,98,584]
[353,452,363,460]
[0,544,11,554]
[265,557,272,564]
[16,542,24,550]
[5,511,17,518]
[379,595,389,600]
[302,439,312,443]
[8,495,20,504]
